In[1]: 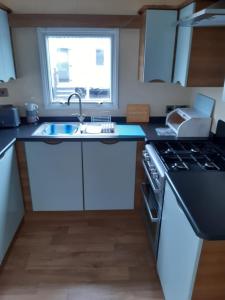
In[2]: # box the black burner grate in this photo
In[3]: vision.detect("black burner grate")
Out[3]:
[153,141,225,172]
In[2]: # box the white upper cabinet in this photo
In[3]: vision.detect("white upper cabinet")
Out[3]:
[173,3,196,86]
[0,9,15,82]
[139,10,177,83]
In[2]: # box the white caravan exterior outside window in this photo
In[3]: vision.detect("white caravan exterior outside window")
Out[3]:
[37,28,119,110]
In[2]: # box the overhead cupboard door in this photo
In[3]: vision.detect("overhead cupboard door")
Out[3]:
[25,142,83,211]
[83,141,137,210]
[0,9,16,82]
[142,10,177,83]
[173,2,195,86]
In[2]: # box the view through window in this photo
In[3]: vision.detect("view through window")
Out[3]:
[38,29,118,108]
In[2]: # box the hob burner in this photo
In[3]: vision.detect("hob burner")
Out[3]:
[190,148,199,153]
[202,162,220,171]
[171,162,188,170]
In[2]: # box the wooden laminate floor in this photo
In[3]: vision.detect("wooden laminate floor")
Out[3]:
[0,211,163,300]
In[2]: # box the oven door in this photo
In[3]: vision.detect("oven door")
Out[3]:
[141,182,161,258]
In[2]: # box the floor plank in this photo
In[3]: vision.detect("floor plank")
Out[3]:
[0,211,163,299]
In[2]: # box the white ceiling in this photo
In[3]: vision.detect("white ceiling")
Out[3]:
[2,0,186,14]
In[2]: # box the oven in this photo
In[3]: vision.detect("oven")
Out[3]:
[141,144,165,258]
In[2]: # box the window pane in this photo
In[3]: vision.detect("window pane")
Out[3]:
[96,49,104,66]
[46,35,112,103]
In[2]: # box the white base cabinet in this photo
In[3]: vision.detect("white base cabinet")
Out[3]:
[25,142,83,211]
[25,141,137,211]
[157,182,202,300]
[83,141,136,210]
[0,145,24,264]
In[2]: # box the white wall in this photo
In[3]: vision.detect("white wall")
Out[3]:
[0,28,191,117]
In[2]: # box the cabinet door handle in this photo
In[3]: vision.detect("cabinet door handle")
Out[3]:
[149,79,165,83]
[100,140,119,145]
[43,140,63,145]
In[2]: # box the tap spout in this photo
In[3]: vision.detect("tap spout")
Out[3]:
[67,92,85,123]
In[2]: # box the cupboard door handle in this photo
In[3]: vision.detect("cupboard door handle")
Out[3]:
[149,79,165,83]
[43,140,63,145]
[100,140,119,145]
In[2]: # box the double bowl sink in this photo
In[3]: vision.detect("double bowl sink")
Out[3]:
[32,122,116,137]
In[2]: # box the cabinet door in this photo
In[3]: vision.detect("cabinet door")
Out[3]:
[25,142,83,211]
[83,141,137,210]
[142,10,177,83]
[0,9,16,82]
[157,182,202,300]
[0,145,24,264]
[173,3,195,86]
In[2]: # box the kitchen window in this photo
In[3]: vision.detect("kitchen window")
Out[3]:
[37,28,119,109]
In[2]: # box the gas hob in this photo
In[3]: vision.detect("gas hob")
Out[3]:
[152,141,225,172]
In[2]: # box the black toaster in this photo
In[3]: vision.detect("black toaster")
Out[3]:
[0,105,21,128]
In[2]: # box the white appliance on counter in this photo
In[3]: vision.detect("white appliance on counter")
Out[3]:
[166,94,215,137]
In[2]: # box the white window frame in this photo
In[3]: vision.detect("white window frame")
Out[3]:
[37,27,119,110]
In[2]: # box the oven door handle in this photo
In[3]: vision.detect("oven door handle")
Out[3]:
[142,160,160,194]
[141,183,159,223]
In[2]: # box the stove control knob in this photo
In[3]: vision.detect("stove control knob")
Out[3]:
[142,150,149,156]
[152,173,159,180]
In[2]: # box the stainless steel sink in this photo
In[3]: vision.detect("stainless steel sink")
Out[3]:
[32,122,116,137]
[32,123,79,136]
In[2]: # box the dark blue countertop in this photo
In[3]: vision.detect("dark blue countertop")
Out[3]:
[0,122,207,157]
[166,171,225,240]
[142,123,209,142]
[0,134,16,157]
[0,123,146,156]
